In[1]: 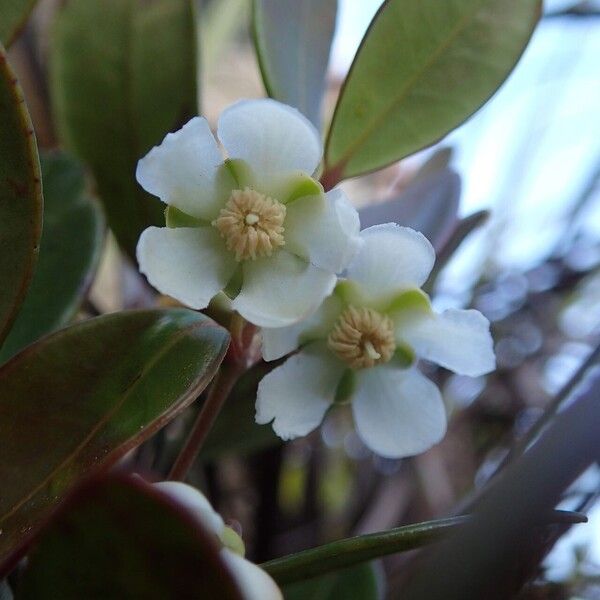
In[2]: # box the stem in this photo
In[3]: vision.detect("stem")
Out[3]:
[168,362,243,481]
[496,342,600,473]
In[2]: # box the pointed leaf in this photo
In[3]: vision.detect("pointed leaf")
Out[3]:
[0,309,229,565]
[0,0,37,46]
[252,0,337,129]
[359,168,460,250]
[18,476,243,599]
[324,0,541,180]
[0,152,104,362]
[50,0,196,258]
[0,47,42,347]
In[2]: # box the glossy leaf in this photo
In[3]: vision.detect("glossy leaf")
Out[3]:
[0,309,229,565]
[0,0,36,46]
[284,562,380,600]
[0,47,42,347]
[18,476,243,599]
[359,168,460,250]
[262,511,583,585]
[50,0,196,258]
[252,0,337,128]
[324,0,541,181]
[202,361,280,460]
[0,152,104,363]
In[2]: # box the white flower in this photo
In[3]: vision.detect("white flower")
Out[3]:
[154,481,282,600]
[257,224,496,458]
[136,99,361,327]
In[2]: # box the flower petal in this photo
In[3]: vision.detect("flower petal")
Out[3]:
[136,117,224,221]
[346,224,435,293]
[261,295,343,361]
[221,549,283,600]
[137,226,237,309]
[232,251,336,327]
[256,344,344,439]
[285,188,362,273]
[153,482,225,537]
[352,366,447,458]
[217,99,322,179]
[400,308,496,377]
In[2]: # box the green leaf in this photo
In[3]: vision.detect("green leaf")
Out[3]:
[0,152,105,363]
[0,47,42,347]
[0,309,229,565]
[0,0,37,46]
[284,562,380,600]
[262,511,583,585]
[324,0,541,181]
[252,0,337,129]
[18,476,243,599]
[201,361,280,460]
[50,0,197,258]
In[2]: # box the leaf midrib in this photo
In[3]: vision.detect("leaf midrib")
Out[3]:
[327,0,489,171]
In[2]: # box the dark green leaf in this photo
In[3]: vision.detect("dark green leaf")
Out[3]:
[262,511,584,585]
[0,152,104,362]
[284,562,380,600]
[18,476,243,599]
[0,309,229,565]
[202,361,280,461]
[50,0,196,258]
[324,0,541,181]
[0,47,42,346]
[252,0,337,129]
[0,0,37,46]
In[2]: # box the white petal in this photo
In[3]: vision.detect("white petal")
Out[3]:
[137,226,237,310]
[285,188,362,273]
[232,251,336,328]
[400,308,496,377]
[153,482,224,537]
[262,295,343,361]
[256,345,344,439]
[346,224,435,293]
[136,117,224,221]
[217,99,322,179]
[221,549,282,600]
[352,367,447,458]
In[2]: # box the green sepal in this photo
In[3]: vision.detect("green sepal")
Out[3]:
[334,369,356,405]
[165,205,204,228]
[382,287,432,316]
[222,265,243,299]
[221,526,246,556]
[391,342,416,368]
[280,172,323,204]
[222,158,254,189]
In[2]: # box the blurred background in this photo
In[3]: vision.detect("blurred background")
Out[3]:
[7,0,600,596]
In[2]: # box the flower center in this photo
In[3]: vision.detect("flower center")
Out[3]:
[213,187,286,261]
[327,306,396,369]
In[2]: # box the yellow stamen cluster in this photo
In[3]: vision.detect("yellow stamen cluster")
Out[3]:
[213,188,286,261]
[328,306,396,369]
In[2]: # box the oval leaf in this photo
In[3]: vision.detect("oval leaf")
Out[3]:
[0,47,42,346]
[18,476,243,599]
[0,0,37,46]
[50,0,196,258]
[0,152,105,363]
[252,0,337,129]
[0,308,229,565]
[324,0,541,180]
[359,168,461,250]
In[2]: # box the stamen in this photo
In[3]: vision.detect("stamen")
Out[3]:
[213,188,286,261]
[328,306,396,369]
